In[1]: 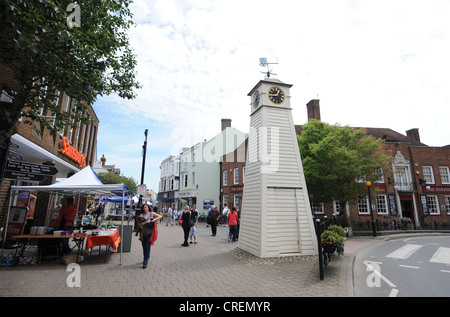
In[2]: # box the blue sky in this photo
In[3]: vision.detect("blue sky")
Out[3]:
[94,0,450,193]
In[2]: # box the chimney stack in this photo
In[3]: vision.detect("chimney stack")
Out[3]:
[406,128,420,142]
[306,99,321,121]
[221,118,232,131]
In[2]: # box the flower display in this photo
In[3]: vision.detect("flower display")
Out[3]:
[321,225,346,255]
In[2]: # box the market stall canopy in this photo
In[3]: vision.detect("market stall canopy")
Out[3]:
[107,196,130,203]
[10,166,133,197]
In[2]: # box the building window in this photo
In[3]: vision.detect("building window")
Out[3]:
[223,195,228,209]
[242,166,246,184]
[427,195,440,215]
[184,174,188,188]
[233,195,241,208]
[358,197,370,215]
[233,168,239,185]
[374,168,384,183]
[394,166,411,190]
[422,166,435,184]
[311,202,324,214]
[376,195,388,215]
[223,171,227,186]
[334,201,343,216]
[439,166,450,184]
[60,96,71,136]
[445,196,450,214]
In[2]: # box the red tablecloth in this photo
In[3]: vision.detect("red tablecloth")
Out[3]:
[86,230,121,251]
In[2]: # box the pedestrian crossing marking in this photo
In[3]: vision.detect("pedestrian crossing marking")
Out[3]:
[429,247,450,265]
[386,244,423,259]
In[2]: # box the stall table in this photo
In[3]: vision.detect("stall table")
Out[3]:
[85,229,121,262]
[12,234,86,262]
[12,230,120,264]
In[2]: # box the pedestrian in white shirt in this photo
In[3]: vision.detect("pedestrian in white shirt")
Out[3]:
[222,204,230,217]
[166,204,175,226]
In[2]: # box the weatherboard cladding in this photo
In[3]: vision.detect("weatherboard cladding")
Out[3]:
[240,96,317,257]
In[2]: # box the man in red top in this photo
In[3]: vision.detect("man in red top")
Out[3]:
[227,207,239,243]
[59,196,78,254]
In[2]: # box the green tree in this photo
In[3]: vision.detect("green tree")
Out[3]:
[297,120,392,204]
[97,172,137,195]
[0,0,141,142]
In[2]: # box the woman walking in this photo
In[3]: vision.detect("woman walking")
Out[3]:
[227,207,239,242]
[138,203,161,268]
[181,205,191,247]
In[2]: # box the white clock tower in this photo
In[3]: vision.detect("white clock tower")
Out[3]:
[238,78,318,258]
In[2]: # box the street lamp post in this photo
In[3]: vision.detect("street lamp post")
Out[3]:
[365,181,376,237]
[138,129,148,208]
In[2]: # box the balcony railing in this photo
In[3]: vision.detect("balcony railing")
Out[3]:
[393,181,413,191]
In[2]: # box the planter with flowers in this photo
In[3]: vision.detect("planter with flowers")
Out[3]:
[321,225,346,256]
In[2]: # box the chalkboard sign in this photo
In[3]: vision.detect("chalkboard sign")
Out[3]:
[389,194,397,216]
[421,195,428,216]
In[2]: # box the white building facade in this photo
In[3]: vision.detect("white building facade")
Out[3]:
[178,126,248,214]
[158,154,180,211]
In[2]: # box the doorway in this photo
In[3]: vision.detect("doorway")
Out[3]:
[400,197,413,220]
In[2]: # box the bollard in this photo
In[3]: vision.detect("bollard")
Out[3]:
[316,219,324,281]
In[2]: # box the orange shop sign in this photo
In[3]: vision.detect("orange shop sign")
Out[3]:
[60,136,86,168]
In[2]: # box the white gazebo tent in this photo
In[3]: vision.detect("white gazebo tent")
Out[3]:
[8,166,133,265]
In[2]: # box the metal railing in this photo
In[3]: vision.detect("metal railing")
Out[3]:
[352,219,450,232]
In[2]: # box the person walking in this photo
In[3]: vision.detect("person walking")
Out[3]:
[181,205,191,247]
[94,203,104,224]
[227,207,239,243]
[138,203,162,268]
[189,204,198,244]
[166,204,174,226]
[207,205,220,236]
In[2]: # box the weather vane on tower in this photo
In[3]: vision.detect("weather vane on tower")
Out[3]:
[259,57,278,78]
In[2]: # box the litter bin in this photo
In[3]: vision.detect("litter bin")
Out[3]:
[118,225,133,252]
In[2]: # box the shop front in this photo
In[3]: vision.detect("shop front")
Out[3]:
[177,189,198,210]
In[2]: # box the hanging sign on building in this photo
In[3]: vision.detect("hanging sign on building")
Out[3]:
[60,136,86,168]
[3,160,58,182]
[5,161,58,176]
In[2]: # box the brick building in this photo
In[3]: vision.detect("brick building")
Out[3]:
[299,100,450,227]
[0,65,99,234]
[220,139,247,211]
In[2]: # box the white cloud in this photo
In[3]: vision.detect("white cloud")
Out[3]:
[94,0,450,193]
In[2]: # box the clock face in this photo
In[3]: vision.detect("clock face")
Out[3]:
[252,90,260,108]
[268,86,285,104]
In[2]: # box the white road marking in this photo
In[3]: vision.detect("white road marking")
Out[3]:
[386,244,423,259]
[429,247,450,265]
[399,264,420,269]
[363,261,397,288]
[389,289,399,297]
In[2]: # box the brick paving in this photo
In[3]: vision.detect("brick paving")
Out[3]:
[0,223,376,298]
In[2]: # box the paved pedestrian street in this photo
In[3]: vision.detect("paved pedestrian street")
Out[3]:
[0,223,354,299]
